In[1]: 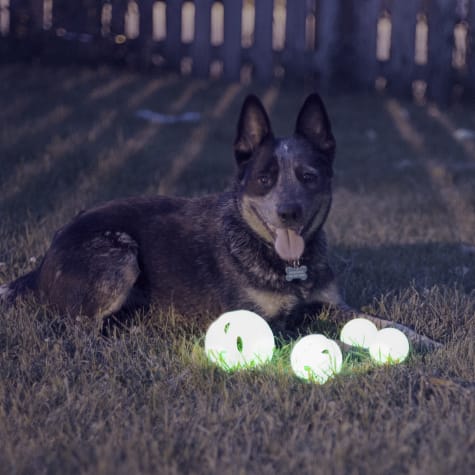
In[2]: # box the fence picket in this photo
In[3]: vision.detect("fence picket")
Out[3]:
[110,0,128,36]
[386,0,420,96]
[253,0,274,82]
[139,0,153,34]
[165,0,184,70]
[427,0,455,103]
[284,0,306,75]
[468,0,475,98]
[7,0,28,38]
[314,0,341,88]
[53,2,78,32]
[29,0,44,32]
[192,0,213,77]
[222,0,242,81]
[139,0,154,50]
[350,0,381,89]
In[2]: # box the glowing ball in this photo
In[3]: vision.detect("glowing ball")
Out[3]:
[369,328,410,364]
[290,334,343,384]
[205,310,275,370]
[340,318,378,349]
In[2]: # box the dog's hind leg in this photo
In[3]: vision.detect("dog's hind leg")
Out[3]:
[36,231,141,325]
[0,271,37,305]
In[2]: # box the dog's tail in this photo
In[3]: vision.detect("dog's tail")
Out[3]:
[0,271,37,306]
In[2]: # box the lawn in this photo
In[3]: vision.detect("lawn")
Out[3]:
[0,63,474,475]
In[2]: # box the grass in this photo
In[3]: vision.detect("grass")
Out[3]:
[1,63,475,474]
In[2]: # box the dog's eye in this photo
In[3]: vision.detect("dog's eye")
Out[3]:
[258,175,272,187]
[302,172,318,183]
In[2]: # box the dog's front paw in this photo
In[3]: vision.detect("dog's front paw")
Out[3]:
[413,333,443,353]
[343,307,443,354]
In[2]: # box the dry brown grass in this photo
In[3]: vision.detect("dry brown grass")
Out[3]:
[1,64,474,474]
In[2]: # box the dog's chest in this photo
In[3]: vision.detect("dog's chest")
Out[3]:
[240,268,317,319]
[243,286,300,319]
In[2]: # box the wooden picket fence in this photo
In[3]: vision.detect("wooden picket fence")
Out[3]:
[1,0,474,103]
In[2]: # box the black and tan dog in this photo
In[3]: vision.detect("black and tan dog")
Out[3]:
[1,93,439,350]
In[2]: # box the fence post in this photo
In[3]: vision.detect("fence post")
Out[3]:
[253,0,274,82]
[24,0,45,59]
[284,0,306,76]
[165,0,184,70]
[139,0,154,67]
[222,0,242,81]
[192,0,213,77]
[29,0,44,32]
[110,0,128,36]
[314,0,341,90]
[349,0,381,89]
[427,0,455,104]
[385,1,420,97]
[467,0,475,99]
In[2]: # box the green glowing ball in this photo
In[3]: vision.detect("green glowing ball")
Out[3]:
[204,310,275,371]
[340,318,378,349]
[369,328,410,364]
[290,334,343,384]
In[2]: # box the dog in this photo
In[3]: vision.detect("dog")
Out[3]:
[0,93,439,350]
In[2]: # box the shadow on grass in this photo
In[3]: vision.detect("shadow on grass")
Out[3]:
[0,79,258,225]
[331,242,475,301]
[0,66,129,179]
[0,77,205,222]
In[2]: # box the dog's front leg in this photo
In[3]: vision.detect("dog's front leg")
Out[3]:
[309,282,442,352]
[334,304,442,353]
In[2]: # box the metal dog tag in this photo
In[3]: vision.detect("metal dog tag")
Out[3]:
[285,265,308,281]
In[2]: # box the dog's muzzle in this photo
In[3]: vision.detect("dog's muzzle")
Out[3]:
[249,204,305,261]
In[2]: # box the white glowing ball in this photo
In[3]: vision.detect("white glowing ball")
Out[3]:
[369,328,410,364]
[204,310,275,370]
[340,318,378,349]
[290,334,343,384]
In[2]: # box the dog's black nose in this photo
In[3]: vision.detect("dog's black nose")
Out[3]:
[277,203,303,226]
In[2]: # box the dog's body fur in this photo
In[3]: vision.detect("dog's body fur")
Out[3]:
[6,193,335,324]
[1,94,439,350]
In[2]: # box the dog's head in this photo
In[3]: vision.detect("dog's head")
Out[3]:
[234,93,335,262]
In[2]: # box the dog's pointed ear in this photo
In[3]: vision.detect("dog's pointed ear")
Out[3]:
[234,95,273,167]
[295,93,335,157]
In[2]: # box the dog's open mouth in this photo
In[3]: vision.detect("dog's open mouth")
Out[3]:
[248,204,305,262]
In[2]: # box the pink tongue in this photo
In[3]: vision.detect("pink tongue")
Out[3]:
[274,228,305,261]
